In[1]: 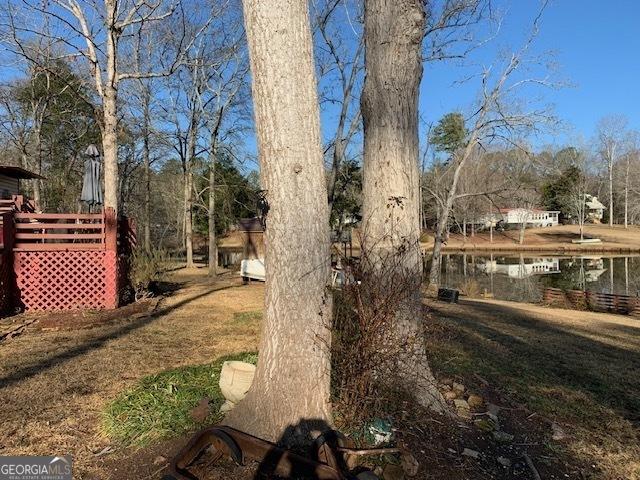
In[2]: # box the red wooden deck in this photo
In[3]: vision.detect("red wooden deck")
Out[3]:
[1,207,135,313]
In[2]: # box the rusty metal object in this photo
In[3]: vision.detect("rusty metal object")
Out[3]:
[164,426,345,480]
[163,425,389,480]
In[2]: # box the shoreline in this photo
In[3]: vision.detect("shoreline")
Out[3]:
[435,243,640,254]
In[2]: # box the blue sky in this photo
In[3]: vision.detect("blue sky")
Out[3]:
[420,0,640,146]
[2,0,637,161]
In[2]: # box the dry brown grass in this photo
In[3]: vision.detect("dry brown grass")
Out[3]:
[2,265,639,479]
[0,268,263,479]
[426,298,640,479]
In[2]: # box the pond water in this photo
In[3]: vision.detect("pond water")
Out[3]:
[433,254,640,303]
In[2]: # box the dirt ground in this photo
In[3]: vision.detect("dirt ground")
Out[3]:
[1,268,639,479]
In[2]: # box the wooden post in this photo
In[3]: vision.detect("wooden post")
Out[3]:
[2,211,16,313]
[104,207,118,309]
[105,207,117,253]
[2,211,14,251]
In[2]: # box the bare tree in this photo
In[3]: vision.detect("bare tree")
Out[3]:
[1,0,197,214]
[620,131,639,228]
[224,0,333,442]
[128,31,158,252]
[596,114,629,227]
[559,149,590,241]
[427,2,557,289]
[161,32,212,267]
[139,80,153,251]
[503,149,539,245]
[360,0,447,412]
[312,0,364,210]
[199,8,248,276]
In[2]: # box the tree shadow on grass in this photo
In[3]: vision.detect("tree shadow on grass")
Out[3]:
[0,283,238,390]
[426,299,640,424]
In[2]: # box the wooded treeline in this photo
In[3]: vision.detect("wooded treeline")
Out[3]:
[1,0,638,269]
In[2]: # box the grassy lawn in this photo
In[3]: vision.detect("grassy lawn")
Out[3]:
[103,352,257,446]
[0,271,264,479]
[425,298,640,479]
[97,288,639,478]
[2,267,638,479]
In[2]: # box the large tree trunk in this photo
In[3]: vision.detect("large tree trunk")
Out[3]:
[103,4,119,214]
[361,0,446,412]
[102,85,118,213]
[224,0,333,443]
[184,116,197,269]
[208,142,217,277]
[143,99,152,252]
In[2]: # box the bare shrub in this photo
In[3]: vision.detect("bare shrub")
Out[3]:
[460,278,481,298]
[130,248,168,300]
[331,241,428,426]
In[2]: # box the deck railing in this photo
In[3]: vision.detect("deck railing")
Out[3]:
[13,212,110,251]
[3,208,128,312]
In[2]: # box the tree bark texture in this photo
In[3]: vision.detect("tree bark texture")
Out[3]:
[184,116,196,268]
[143,90,152,252]
[224,0,333,443]
[361,0,446,412]
[103,0,119,214]
[208,139,217,276]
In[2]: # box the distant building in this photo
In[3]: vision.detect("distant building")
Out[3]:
[477,208,560,228]
[0,165,43,199]
[237,217,265,282]
[585,194,605,223]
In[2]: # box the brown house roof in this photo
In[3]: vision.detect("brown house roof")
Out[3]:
[237,217,264,232]
[0,165,44,179]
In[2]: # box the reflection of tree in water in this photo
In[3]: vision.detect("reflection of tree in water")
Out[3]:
[434,254,640,302]
[625,257,640,296]
[541,258,585,291]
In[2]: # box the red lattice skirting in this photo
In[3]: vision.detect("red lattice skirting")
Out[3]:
[0,251,13,314]
[14,250,118,311]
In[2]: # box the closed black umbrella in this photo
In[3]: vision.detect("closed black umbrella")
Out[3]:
[81,144,103,211]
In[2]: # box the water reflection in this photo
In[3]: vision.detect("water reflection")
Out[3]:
[432,254,640,303]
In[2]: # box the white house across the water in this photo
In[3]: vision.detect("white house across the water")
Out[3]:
[585,194,605,223]
[500,208,560,227]
[478,257,561,279]
[478,208,560,228]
